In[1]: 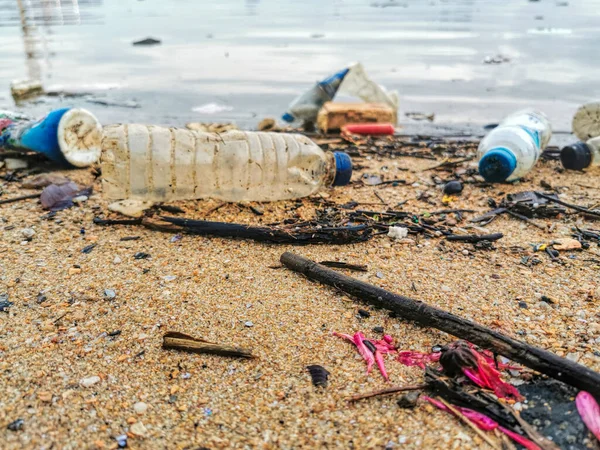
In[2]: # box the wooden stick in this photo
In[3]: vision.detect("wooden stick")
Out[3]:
[279,252,600,398]
[162,331,255,359]
[347,384,427,402]
[0,193,40,205]
[504,210,546,231]
[446,233,503,243]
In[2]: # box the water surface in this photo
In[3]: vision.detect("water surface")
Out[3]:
[1,0,598,132]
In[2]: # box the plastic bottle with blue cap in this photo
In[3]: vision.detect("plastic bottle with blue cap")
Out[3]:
[101,125,352,202]
[477,109,552,183]
[0,108,102,167]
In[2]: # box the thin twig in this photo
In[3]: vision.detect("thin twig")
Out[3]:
[535,192,600,219]
[504,209,546,231]
[0,193,40,205]
[347,384,427,402]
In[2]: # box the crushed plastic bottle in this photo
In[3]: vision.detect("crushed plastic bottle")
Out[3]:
[282,68,349,124]
[561,136,600,171]
[0,108,102,167]
[477,109,552,183]
[101,125,352,202]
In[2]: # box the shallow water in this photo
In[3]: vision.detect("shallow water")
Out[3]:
[1,0,599,132]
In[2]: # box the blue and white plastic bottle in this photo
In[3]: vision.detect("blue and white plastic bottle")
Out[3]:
[0,108,102,167]
[477,109,552,183]
[282,68,349,124]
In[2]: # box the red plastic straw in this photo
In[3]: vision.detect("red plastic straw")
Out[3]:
[342,123,395,135]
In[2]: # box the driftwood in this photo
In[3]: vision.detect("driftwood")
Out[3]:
[0,193,40,205]
[280,252,600,398]
[162,331,255,359]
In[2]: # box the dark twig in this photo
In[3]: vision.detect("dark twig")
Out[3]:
[0,193,40,205]
[504,210,546,230]
[535,192,600,219]
[319,261,368,272]
[446,233,503,243]
[279,253,600,398]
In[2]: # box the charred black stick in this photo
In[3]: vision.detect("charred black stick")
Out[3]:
[446,233,503,243]
[347,384,427,402]
[319,261,368,272]
[280,252,600,398]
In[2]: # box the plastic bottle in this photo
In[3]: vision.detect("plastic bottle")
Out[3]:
[477,109,552,182]
[560,136,600,171]
[0,108,102,167]
[101,125,352,202]
[282,68,349,124]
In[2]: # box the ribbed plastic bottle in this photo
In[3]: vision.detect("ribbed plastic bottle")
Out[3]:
[101,126,352,202]
[477,109,552,182]
[561,136,600,171]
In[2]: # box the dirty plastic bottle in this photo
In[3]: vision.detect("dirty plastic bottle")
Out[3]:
[0,108,102,167]
[477,109,552,182]
[101,125,352,202]
[282,68,349,124]
[560,136,600,171]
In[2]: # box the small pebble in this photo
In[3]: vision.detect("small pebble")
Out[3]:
[130,421,148,437]
[80,375,101,388]
[462,249,469,256]
[357,309,371,318]
[372,326,384,333]
[134,252,150,260]
[397,391,420,409]
[104,289,116,300]
[443,180,463,195]
[21,228,35,239]
[133,402,148,415]
[376,272,384,279]
[244,321,254,327]
[116,434,128,448]
[113,256,122,264]
[518,301,528,309]
[7,418,24,431]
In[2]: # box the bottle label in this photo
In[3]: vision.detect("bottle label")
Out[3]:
[518,125,541,157]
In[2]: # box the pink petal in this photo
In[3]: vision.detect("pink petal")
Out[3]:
[383,335,394,344]
[374,350,389,381]
[576,391,600,442]
[397,350,441,369]
[499,427,541,450]
[332,331,354,342]
[353,332,375,374]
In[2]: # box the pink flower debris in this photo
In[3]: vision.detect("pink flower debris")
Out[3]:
[397,350,441,369]
[333,331,396,381]
[422,396,541,450]
[576,391,600,442]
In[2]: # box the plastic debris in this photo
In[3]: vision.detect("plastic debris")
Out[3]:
[561,135,600,170]
[388,226,408,240]
[101,126,352,202]
[0,108,102,167]
[337,63,399,112]
[108,199,154,218]
[478,109,551,182]
[572,102,600,141]
[341,123,395,136]
[22,174,71,189]
[4,158,28,170]
[575,391,600,442]
[132,37,161,46]
[10,79,43,100]
[317,102,396,133]
[282,67,349,124]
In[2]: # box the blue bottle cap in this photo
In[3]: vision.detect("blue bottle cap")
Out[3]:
[20,107,71,165]
[281,112,295,123]
[333,151,352,186]
[478,147,517,183]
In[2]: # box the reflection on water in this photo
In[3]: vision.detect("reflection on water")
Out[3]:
[0,0,599,130]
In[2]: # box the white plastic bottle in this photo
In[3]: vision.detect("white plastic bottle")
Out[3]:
[101,126,352,202]
[560,136,600,171]
[477,109,552,182]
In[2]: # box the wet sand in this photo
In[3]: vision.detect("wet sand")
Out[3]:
[1,148,599,449]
